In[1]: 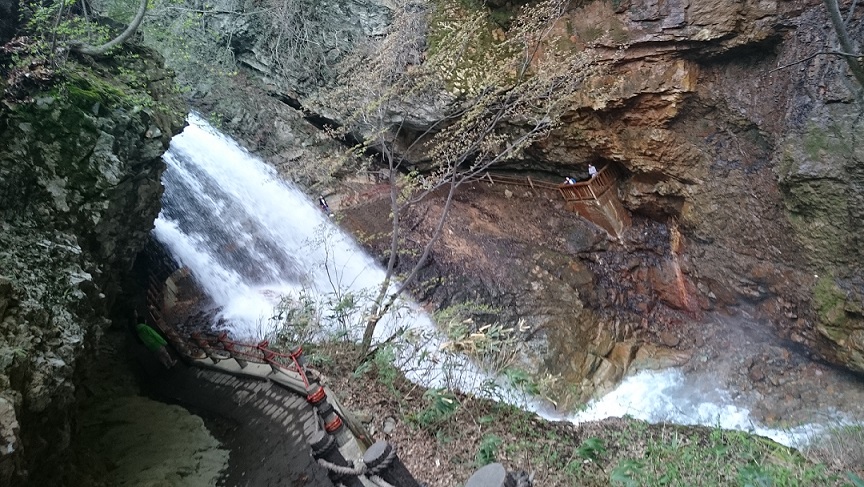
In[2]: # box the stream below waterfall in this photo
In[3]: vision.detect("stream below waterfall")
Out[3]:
[153,114,864,449]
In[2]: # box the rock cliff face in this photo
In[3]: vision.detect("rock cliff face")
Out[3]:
[149,0,864,378]
[534,0,864,373]
[0,46,184,485]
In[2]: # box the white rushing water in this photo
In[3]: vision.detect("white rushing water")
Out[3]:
[154,114,820,447]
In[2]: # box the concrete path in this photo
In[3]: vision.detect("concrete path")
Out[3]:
[147,363,334,487]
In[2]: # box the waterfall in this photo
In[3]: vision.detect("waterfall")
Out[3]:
[154,114,555,411]
[154,114,827,448]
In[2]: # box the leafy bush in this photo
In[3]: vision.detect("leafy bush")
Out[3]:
[475,434,502,466]
[408,388,460,430]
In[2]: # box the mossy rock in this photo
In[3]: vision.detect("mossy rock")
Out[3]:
[64,74,127,111]
[813,274,847,329]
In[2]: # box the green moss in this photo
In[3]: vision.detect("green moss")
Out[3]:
[65,84,102,107]
[813,274,847,328]
[802,124,853,160]
[64,73,127,109]
[804,127,830,160]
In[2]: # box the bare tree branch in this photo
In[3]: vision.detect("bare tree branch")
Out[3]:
[846,0,859,26]
[71,0,148,55]
[332,0,608,354]
[50,0,66,61]
[823,0,864,88]
[769,50,863,73]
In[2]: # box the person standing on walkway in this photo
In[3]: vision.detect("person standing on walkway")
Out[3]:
[318,195,334,217]
[588,163,598,178]
[136,323,177,368]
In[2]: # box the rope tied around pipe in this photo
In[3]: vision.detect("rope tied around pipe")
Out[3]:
[315,443,397,477]
[316,458,366,477]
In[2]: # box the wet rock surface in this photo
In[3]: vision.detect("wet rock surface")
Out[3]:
[338,177,864,428]
[0,45,185,484]
[682,309,864,427]
[59,330,229,487]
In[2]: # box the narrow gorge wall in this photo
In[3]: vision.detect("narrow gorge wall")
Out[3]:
[145,0,864,378]
[0,44,184,484]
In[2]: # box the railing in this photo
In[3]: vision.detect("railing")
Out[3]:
[465,171,561,191]
[558,165,617,202]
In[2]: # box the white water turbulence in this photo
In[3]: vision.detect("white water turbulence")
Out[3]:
[154,114,549,410]
[571,369,826,447]
[155,114,816,448]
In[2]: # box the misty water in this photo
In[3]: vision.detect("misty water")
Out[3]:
[153,114,849,447]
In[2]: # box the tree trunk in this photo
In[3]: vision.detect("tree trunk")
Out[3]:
[71,0,148,55]
[823,0,864,89]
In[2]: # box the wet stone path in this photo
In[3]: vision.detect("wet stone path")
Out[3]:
[148,364,334,487]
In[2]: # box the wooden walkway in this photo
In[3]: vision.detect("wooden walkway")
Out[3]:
[471,166,630,237]
[557,165,618,202]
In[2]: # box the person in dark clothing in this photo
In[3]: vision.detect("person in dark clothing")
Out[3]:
[318,195,333,217]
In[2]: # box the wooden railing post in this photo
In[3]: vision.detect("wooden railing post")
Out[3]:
[363,441,421,487]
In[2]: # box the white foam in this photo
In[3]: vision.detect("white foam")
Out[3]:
[569,369,823,446]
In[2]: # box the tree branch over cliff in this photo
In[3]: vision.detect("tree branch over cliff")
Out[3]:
[317,0,616,356]
[70,0,148,56]
[822,0,864,90]
[769,50,863,73]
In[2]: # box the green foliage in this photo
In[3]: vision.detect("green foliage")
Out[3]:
[503,367,540,396]
[610,459,644,486]
[328,338,859,486]
[19,0,113,61]
[436,300,531,383]
[575,437,606,462]
[738,464,773,487]
[407,388,460,429]
[475,434,502,466]
[271,291,323,346]
[352,343,400,394]
[435,300,497,324]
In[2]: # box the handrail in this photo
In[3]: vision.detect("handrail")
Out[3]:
[464,171,560,190]
[558,165,617,202]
